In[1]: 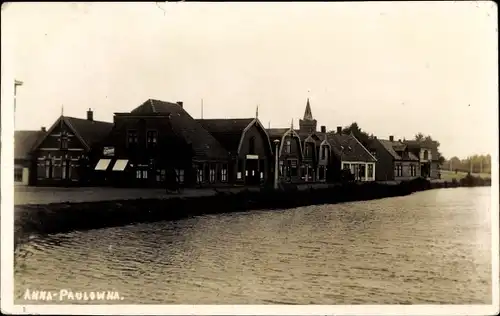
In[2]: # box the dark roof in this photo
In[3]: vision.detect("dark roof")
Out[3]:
[14,130,46,159]
[327,133,376,162]
[131,99,228,160]
[296,130,323,145]
[64,117,113,148]
[266,128,290,140]
[378,139,419,161]
[195,118,254,154]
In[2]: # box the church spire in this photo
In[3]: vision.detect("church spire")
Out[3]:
[303,98,313,121]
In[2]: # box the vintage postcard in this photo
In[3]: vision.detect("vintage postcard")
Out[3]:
[1,1,498,315]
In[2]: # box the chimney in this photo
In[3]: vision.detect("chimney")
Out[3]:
[177,101,183,108]
[337,126,342,134]
[41,126,46,132]
[398,139,401,142]
[389,135,394,141]
[320,125,326,133]
[87,108,94,121]
[374,136,377,139]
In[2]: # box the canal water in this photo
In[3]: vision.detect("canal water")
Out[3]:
[14,187,492,304]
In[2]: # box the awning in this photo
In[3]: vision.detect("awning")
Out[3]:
[94,159,112,171]
[112,159,129,171]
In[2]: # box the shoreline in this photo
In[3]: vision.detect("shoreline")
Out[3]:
[14,177,491,247]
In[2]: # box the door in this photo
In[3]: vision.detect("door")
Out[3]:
[245,159,259,185]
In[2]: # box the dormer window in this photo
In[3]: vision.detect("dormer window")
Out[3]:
[285,140,291,153]
[321,145,328,160]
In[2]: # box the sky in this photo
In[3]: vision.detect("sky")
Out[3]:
[2,1,498,159]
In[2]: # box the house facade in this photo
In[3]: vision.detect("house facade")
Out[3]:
[369,136,420,181]
[267,125,304,183]
[327,127,377,182]
[97,99,230,188]
[404,140,441,179]
[196,117,274,186]
[14,130,46,185]
[29,109,113,186]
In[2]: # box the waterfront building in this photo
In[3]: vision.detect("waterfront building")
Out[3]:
[28,109,113,186]
[403,140,441,179]
[196,115,274,186]
[327,127,377,182]
[369,136,420,181]
[266,98,333,183]
[97,99,229,188]
[14,130,46,185]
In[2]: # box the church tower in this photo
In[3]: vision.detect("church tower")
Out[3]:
[299,98,317,133]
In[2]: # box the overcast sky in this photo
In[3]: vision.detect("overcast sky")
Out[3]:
[2,1,497,158]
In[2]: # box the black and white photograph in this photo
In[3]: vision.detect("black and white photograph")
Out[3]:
[1,1,498,315]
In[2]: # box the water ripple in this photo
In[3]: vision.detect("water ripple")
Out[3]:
[14,187,492,304]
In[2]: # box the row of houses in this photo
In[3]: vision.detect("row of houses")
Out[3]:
[14,98,441,188]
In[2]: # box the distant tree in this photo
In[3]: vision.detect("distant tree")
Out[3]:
[340,122,371,148]
[415,133,425,141]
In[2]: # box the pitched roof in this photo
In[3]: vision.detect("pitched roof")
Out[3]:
[131,99,228,160]
[378,139,419,161]
[266,128,290,140]
[327,133,377,162]
[64,117,113,147]
[32,115,113,151]
[195,118,254,154]
[14,130,46,159]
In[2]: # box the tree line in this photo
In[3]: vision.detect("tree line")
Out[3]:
[441,155,491,174]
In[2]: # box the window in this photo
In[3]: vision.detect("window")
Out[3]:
[14,167,23,182]
[204,164,210,182]
[220,165,228,182]
[45,159,52,179]
[305,145,309,157]
[423,150,429,160]
[410,164,417,177]
[196,164,204,183]
[209,165,216,183]
[127,130,138,146]
[249,137,256,154]
[394,164,403,177]
[285,140,291,153]
[279,160,284,176]
[321,146,328,160]
[135,169,148,179]
[368,164,374,178]
[175,169,185,184]
[370,151,377,158]
[62,160,67,179]
[60,131,69,149]
[147,130,158,147]
[343,163,350,170]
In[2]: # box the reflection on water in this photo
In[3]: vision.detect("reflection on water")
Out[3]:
[15,187,492,304]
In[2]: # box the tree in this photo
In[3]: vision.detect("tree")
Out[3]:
[340,122,371,148]
[415,133,425,141]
